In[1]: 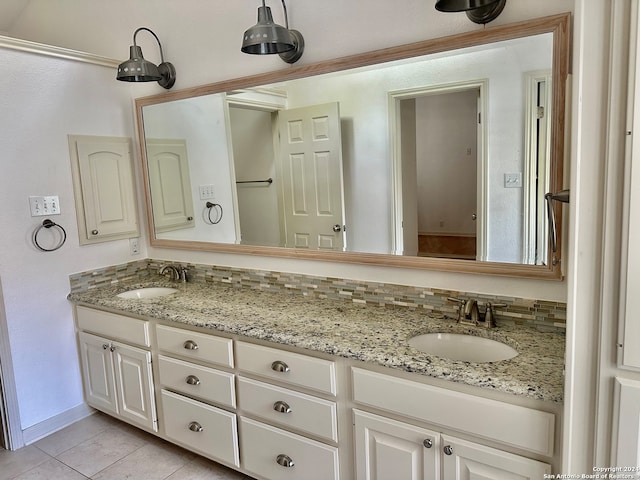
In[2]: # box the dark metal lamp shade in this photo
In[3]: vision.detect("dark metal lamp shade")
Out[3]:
[435,0,506,24]
[241,1,305,64]
[116,28,176,89]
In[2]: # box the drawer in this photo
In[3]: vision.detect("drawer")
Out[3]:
[76,306,149,347]
[158,355,235,408]
[235,342,336,395]
[161,390,239,467]
[156,324,233,368]
[352,367,555,456]
[237,376,337,442]
[239,417,339,480]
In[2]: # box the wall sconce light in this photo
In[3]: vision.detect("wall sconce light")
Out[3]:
[117,27,176,89]
[241,0,305,64]
[435,0,506,24]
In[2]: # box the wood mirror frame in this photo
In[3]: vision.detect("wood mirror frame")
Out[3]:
[135,13,570,280]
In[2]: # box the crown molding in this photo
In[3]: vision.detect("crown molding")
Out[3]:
[0,35,119,68]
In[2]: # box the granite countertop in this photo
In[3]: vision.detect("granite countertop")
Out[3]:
[68,279,565,404]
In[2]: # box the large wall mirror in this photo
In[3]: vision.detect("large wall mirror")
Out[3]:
[136,13,570,279]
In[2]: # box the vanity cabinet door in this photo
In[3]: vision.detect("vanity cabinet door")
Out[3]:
[78,332,118,415]
[441,435,550,480]
[78,331,157,432]
[354,410,439,480]
[111,341,157,432]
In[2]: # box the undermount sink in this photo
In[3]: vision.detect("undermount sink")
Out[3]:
[408,333,518,363]
[116,287,178,300]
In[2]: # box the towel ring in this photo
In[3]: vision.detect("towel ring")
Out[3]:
[205,202,223,225]
[33,219,67,252]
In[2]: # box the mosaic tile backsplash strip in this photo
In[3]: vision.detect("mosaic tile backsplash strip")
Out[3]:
[69,259,566,331]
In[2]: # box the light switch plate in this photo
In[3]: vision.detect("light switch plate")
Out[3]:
[199,184,215,200]
[29,195,61,216]
[504,173,522,188]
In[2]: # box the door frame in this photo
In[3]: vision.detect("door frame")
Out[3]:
[0,277,23,450]
[389,79,489,259]
[522,70,553,265]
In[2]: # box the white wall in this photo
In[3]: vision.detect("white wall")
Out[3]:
[229,107,282,247]
[416,90,478,237]
[0,48,145,432]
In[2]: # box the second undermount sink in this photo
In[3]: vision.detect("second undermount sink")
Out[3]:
[408,333,518,363]
[116,287,178,300]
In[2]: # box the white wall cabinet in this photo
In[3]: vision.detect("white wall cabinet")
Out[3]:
[145,139,195,234]
[78,331,157,432]
[68,135,139,244]
[612,377,640,468]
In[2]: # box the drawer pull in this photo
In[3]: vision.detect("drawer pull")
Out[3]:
[276,454,295,468]
[183,340,199,350]
[273,400,292,414]
[271,360,290,373]
[423,438,433,448]
[443,445,453,455]
[185,375,201,386]
[188,421,204,432]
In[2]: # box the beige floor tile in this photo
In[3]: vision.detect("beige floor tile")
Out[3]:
[92,439,195,480]
[164,456,249,480]
[11,457,88,480]
[0,445,51,480]
[34,413,116,457]
[55,423,147,477]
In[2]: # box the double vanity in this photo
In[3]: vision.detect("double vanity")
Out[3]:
[68,271,564,480]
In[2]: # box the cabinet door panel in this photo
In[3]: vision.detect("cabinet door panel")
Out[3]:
[70,135,139,243]
[441,436,550,480]
[112,342,157,432]
[78,332,118,415]
[354,410,439,480]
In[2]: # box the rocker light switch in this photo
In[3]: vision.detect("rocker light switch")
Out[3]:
[504,173,522,188]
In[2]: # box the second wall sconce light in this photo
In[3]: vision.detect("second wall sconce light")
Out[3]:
[241,0,305,64]
[435,0,506,24]
[117,27,176,89]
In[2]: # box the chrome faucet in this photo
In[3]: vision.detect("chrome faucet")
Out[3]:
[159,264,188,282]
[447,298,504,328]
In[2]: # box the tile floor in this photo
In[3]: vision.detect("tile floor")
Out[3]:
[0,412,255,480]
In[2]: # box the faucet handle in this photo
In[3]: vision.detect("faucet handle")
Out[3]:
[483,303,506,328]
[447,297,466,320]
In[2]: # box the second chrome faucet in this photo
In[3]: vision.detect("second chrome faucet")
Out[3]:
[447,298,505,329]
[159,264,189,283]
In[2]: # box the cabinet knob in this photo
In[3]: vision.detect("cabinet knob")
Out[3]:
[276,454,295,468]
[423,438,433,448]
[183,340,199,350]
[271,360,290,373]
[273,401,292,414]
[109,346,116,352]
[188,421,204,432]
[187,216,194,221]
[91,230,99,235]
[443,445,453,456]
[102,344,109,350]
[185,375,201,386]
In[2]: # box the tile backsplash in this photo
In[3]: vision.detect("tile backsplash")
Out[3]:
[69,259,566,331]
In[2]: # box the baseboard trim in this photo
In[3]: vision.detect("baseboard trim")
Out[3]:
[22,403,95,445]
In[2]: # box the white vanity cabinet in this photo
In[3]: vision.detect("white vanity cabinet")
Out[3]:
[235,341,340,480]
[352,368,552,480]
[155,324,240,468]
[76,307,157,432]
